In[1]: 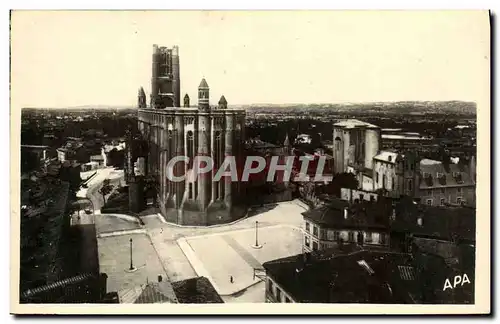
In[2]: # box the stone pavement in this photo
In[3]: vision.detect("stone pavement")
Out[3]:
[94,200,308,300]
[97,233,167,293]
[178,224,303,296]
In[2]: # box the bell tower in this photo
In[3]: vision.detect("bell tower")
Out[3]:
[198,78,210,112]
[138,87,147,108]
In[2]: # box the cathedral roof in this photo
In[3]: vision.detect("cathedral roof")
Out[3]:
[218,95,227,105]
[198,78,209,89]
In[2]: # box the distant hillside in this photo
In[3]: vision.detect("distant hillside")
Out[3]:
[240,101,477,115]
[22,101,476,115]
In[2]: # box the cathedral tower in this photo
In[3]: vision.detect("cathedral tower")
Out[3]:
[198,78,210,112]
[138,87,147,108]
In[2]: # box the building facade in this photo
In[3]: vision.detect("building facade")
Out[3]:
[417,157,476,207]
[333,119,381,174]
[301,199,391,253]
[137,45,247,225]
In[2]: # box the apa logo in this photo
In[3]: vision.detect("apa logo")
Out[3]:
[443,274,472,291]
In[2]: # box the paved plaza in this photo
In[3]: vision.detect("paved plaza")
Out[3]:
[179,224,303,296]
[94,200,308,301]
[97,233,168,293]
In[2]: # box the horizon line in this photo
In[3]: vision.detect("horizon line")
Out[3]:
[21,100,477,110]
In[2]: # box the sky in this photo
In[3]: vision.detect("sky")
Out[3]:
[11,10,490,108]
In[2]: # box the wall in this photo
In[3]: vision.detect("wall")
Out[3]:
[361,174,374,192]
[333,127,344,174]
[417,185,476,207]
[340,188,378,202]
[266,276,295,303]
[373,160,397,191]
[365,128,380,170]
[303,218,390,252]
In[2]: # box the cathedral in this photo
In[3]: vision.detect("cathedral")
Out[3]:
[134,45,247,226]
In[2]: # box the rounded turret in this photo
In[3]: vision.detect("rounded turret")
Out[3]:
[218,95,227,109]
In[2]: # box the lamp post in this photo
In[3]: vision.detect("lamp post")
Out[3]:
[129,238,135,271]
[252,220,262,249]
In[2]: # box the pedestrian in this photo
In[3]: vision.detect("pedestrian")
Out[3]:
[230,276,234,283]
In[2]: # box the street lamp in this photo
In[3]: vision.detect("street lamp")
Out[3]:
[129,238,136,271]
[252,220,263,249]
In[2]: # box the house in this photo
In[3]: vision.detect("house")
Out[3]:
[262,248,474,303]
[301,198,392,252]
[418,157,476,207]
[389,196,476,254]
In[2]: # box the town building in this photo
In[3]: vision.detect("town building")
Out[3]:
[137,45,247,226]
[372,150,420,197]
[333,119,381,174]
[301,198,392,253]
[417,157,476,207]
[262,247,473,303]
[381,132,434,152]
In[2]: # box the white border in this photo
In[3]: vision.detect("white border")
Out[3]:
[3,1,497,321]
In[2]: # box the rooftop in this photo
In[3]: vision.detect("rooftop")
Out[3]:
[382,134,432,140]
[419,159,475,188]
[373,151,399,164]
[334,119,379,129]
[302,198,391,230]
[171,277,224,304]
[198,78,209,89]
[263,248,472,303]
[118,281,178,304]
[391,198,475,242]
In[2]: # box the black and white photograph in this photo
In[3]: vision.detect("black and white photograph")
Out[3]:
[9,10,490,315]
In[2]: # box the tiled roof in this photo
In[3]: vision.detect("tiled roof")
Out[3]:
[391,197,475,242]
[263,248,473,304]
[419,160,475,189]
[171,277,224,304]
[302,198,391,230]
[118,282,178,304]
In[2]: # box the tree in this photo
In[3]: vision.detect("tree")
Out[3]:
[99,179,114,204]
[324,172,359,197]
